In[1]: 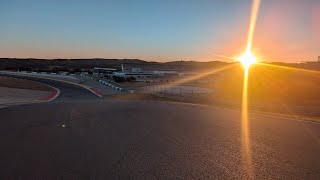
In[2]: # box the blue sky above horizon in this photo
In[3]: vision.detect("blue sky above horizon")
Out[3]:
[0,0,319,62]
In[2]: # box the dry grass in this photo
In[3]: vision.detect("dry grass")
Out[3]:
[0,77,52,91]
[211,64,320,119]
[108,64,320,120]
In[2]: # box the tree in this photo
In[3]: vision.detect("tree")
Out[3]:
[126,76,136,83]
[113,76,126,83]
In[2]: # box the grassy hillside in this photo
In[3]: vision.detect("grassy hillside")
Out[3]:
[213,64,320,118]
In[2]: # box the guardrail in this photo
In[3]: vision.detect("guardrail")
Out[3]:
[80,74,126,92]
[98,80,124,91]
[142,85,213,97]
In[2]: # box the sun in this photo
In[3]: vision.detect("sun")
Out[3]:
[237,51,257,69]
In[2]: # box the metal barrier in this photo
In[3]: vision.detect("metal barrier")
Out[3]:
[81,73,125,92]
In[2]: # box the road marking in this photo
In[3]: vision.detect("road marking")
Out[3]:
[37,83,61,102]
[0,72,103,98]
[34,77,104,98]
[0,75,61,105]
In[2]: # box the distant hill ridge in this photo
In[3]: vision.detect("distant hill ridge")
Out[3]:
[0,58,229,72]
[0,58,319,72]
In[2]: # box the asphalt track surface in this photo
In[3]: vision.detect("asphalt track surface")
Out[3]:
[0,74,100,102]
[0,75,320,179]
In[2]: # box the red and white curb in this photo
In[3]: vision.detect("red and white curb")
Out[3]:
[0,75,61,103]
[87,87,104,98]
[36,77,104,98]
[1,72,103,98]
[37,84,61,102]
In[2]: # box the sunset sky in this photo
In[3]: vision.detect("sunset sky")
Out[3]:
[0,0,319,62]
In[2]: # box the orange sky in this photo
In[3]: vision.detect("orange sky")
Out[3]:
[210,0,319,63]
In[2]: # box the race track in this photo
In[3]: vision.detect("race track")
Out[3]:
[0,75,319,179]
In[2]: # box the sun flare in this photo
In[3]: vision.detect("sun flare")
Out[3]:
[238,51,257,69]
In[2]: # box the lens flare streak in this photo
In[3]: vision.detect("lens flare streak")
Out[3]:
[246,0,261,53]
[159,63,237,89]
[258,62,320,74]
[241,68,254,177]
[240,0,261,177]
